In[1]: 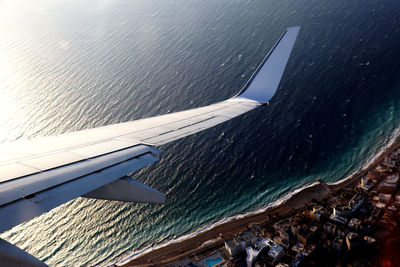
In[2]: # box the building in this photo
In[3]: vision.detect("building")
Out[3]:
[348,218,361,232]
[246,246,261,267]
[337,227,347,238]
[384,155,397,167]
[261,237,284,265]
[292,242,304,254]
[290,255,306,267]
[274,235,290,250]
[360,176,375,191]
[333,194,364,217]
[309,224,319,238]
[290,223,300,237]
[376,164,391,173]
[225,239,244,259]
[378,193,392,204]
[297,225,312,246]
[346,232,361,251]
[329,214,348,225]
[311,207,323,222]
[274,219,291,233]
[323,222,337,235]
[332,237,344,252]
[363,236,377,249]
[333,204,352,217]
[379,175,399,194]
[240,231,258,247]
[245,238,284,267]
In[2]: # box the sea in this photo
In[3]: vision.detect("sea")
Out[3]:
[0,0,399,266]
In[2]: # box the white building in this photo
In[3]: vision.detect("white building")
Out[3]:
[246,246,259,267]
[244,237,284,267]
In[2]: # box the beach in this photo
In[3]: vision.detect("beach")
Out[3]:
[115,134,400,266]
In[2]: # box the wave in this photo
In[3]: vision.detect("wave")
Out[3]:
[329,123,400,186]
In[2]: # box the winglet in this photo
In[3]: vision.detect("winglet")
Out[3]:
[236,26,300,103]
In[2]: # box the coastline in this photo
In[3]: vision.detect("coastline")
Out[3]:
[114,130,400,267]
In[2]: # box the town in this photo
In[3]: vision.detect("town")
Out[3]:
[167,148,400,267]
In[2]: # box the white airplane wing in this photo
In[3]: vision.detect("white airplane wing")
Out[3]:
[0,27,300,266]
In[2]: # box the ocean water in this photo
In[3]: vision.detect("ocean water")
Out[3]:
[0,0,399,265]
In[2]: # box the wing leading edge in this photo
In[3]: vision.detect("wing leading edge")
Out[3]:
[0,27,300,266]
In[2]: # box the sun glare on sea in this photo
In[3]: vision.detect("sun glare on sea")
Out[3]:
[0,52,27,144]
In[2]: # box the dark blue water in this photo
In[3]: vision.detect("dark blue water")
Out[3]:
[0,0,399,265]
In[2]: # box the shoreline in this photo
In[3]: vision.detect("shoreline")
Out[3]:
[114,131,400,267]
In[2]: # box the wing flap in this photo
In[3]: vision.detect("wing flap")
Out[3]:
[0,153,159,232]
[84,177,166,204]
[0,145,160,207]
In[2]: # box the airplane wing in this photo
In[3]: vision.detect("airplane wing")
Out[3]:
[0,27,300,266]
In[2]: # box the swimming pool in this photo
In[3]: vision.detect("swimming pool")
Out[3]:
[206,257,223,267]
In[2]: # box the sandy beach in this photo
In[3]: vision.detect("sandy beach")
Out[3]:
[118,135,400,267]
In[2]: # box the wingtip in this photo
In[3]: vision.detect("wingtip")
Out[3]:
[286,26,301,36]
[287,26,301,31]
[234,26,300,103]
